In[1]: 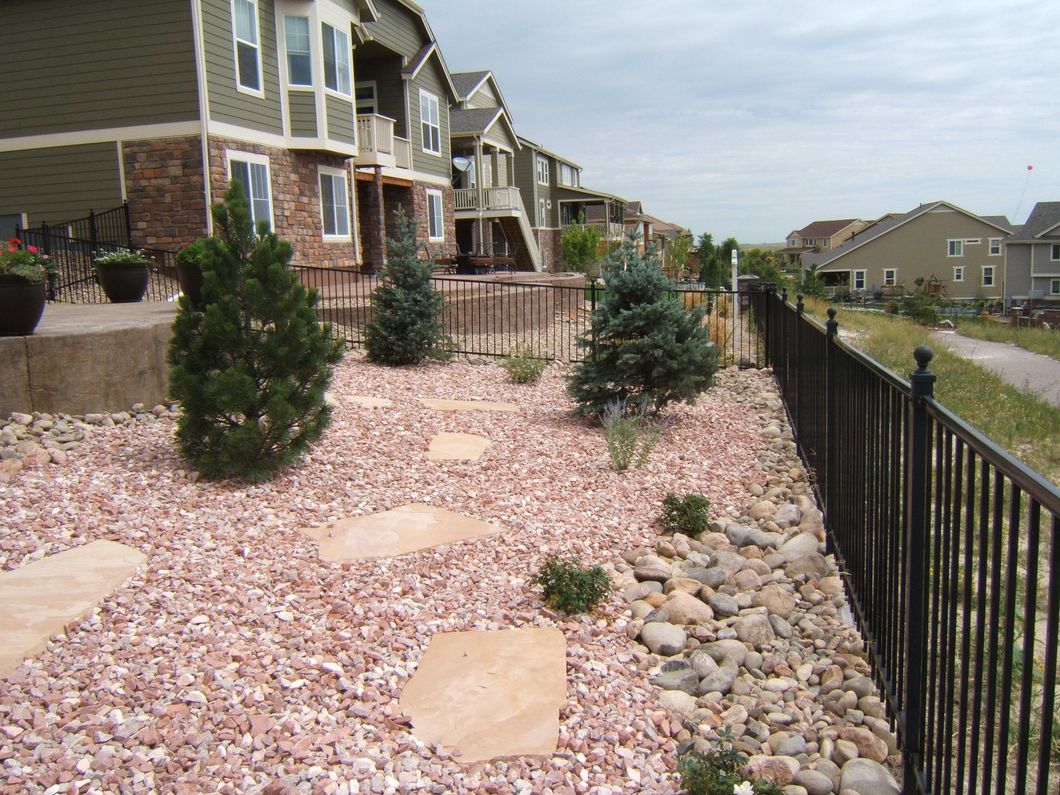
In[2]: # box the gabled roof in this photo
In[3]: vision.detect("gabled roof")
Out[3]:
[450,70,515,122]
[516,136,581,170]
[797,219,861,238]
[448,107,520,149]
[804,201,1013,269]
[1008,202,1060,242]
[366,1,459,101]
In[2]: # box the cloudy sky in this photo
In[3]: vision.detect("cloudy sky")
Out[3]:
[425,0,1060,243]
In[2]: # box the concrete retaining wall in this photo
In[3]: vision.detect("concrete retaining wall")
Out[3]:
[0,303,176,416]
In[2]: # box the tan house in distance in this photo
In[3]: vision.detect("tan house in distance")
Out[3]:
[780,219,869,268]
[803,201,1013,301]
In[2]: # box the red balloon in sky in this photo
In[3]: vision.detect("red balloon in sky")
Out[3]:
[1028,165,1034,171]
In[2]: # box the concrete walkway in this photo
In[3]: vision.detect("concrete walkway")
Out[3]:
[931,330,1060,408]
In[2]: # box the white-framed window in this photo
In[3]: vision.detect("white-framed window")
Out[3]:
[419,90,441,154]
[226,150,273,231]
[982,265,995,287]
[536,155,550,185]
[1052,244,1060,261]
[283,15,312,87]
[559,163,578,187]
[426,189,444,241]
[232,0,263,94]
[539,198,547,226]
[883,268,897,286]
[853,269,866,290]
[322,23,351,96]
[318,166,350,239]
[788,238,799,247]
[355,81,377,115]
[989,237,1002,256]
[947,239,963,257]
[1050,278,1060,295]
[953,265,964,282]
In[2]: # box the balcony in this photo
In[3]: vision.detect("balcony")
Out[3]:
[355,114,411,169]
[454,186,522,212]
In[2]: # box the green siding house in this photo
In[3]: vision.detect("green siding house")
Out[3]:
[0,0,457,270]
[1004,202,1060,306]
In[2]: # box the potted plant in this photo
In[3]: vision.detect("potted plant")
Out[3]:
[175,238,208,306]
[0,238,53,336]
[94,249,151,303]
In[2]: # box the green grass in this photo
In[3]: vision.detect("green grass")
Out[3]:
[805,298,1060,484]
[954,319,1060,361]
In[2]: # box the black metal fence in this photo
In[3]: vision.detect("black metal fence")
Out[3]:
[761,290,1060,794]
[297,265,770,365]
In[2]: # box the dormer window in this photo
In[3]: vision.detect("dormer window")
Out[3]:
[233,0,263,93]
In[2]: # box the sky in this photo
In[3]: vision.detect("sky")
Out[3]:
[424,0,1060,243]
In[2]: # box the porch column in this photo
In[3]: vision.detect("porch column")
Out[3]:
[369,167,386,271]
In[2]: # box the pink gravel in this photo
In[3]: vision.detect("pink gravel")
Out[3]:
[0,355,769,794]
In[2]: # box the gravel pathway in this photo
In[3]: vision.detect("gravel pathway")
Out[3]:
[0,355,772,794]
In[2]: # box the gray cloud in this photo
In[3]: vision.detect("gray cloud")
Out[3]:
[425,0,1060,241]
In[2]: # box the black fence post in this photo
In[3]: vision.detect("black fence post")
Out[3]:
[123,200,132,249]
[794,294,804,432]
[903,345,935,795]
[824,307,838,527]
[589,279,598,361]
[88,209,97,254]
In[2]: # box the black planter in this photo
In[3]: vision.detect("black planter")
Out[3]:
[96,261,149,303]
[176,259,203,305]
[0,274,47,336]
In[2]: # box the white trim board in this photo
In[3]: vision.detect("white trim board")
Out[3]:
[0,122,202,152]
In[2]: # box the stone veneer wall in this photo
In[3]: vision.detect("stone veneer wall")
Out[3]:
[207,135,358,269]
[122,136,208,250]
[534,228,563,273]
[358,178,457,271]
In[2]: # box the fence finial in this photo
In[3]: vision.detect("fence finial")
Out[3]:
[826,307,838,336]
[913,345,934,371]
[796,294,805,314]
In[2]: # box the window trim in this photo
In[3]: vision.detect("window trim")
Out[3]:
[1051,244,1060,262]
[419,90,442,156]
[883,267,897,286]
[321,21,351,97]
[425,188,444,241]
[1050,278,1060,295]
[953,265,964,282]
[947,239,963,257]
[988,237,1002,256]
[225,149,274,231]
[536,155,550,186]
[282,14,313,89]
[318,165,351,241]
[231,0,264,97]
[852,269,866,291]
[539,197,547,226]
[982,264,995,287]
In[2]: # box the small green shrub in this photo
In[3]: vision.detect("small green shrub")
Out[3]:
[532,555,612,614]
[601,398,662,471]
[678,729,783,795]
[501,344,548,383]
[661,492,711,535]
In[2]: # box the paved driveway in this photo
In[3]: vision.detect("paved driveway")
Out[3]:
[931,330,1060,408]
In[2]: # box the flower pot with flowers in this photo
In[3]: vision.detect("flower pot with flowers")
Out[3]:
[93,249,151,303]
[0,238,53,336]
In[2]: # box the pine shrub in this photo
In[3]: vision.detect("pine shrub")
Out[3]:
[364,208,448,365]
[660,492,712,535]
[568,233,718,417]
[167,182,343,481]
[533,555,612,614]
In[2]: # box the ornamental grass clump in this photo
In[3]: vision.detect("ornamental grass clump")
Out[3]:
[601,398,662,472]
[533,554,612,614]
[660,492,712,535]
[167,181,343,482]
[501,344,548,384]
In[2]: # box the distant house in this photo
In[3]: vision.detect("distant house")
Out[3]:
[1004,201,1060,305]
[803,201,1013,301]
[0,0,462,271]
[779,219,869,268]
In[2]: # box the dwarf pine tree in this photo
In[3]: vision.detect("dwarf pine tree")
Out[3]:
[364,207,448,365]
[568,233,717,416]
[167,182,343,481]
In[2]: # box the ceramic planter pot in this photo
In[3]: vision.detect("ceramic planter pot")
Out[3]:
[175,259,203,305]
[96,261,149,303]
[0,274,47,335]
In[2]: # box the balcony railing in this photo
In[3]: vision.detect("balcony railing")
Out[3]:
[394,137,411,169]
[454,186,522,212]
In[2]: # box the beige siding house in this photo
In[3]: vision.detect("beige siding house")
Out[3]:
[0,0,457,270]
[779,219,869,268]
[803,201,1013,301]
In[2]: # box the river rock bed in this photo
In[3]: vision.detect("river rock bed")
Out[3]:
[614,406,901,794]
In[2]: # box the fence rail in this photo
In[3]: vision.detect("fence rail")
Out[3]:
[761,290,1060,793]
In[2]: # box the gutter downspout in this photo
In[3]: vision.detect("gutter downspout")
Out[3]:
[190,0,214,234]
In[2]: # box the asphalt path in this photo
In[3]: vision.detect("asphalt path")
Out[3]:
[930,330,1060,408]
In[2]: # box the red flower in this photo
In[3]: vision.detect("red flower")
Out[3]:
[26,245,38,254]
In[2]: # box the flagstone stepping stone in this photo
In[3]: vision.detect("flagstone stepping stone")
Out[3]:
[301,503,502,561]
[426,432,491,461]
[348,395,393,408]
[400,628,567,762]
[0,539,147,676]
[420,398,518,413]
